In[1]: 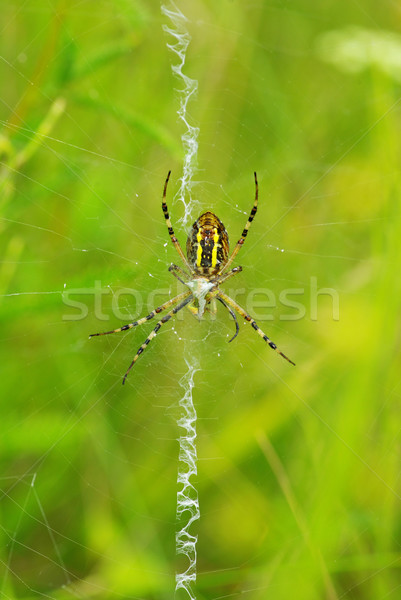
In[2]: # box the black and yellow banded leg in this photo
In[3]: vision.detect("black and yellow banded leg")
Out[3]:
[122,292,193,384]
[221,172,258,274]
[213,266,243,286]
[217,291,295,366]
[216,296,239,343]
[162,171,190,269]
[89,291,191,338]
[168,263,191,286]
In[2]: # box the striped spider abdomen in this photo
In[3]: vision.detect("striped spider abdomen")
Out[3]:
[186,211,229,276]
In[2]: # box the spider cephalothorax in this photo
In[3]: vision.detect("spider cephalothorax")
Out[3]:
[90,171,295,383]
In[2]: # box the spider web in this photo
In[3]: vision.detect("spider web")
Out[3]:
[1,2,400,600]
[161,3,200,598]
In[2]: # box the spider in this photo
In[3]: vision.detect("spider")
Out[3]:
[90,171,295,384]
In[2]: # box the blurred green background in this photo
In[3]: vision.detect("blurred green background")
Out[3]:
[1,1,401,599]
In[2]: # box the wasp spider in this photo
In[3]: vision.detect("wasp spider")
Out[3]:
[90,172,295,384]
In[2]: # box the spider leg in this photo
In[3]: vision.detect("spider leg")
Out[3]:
[221,172,258,274]
[217,291,295,366]
[216,296,239,342]
[122,293,193,384]
[89,291,190,337]
[162,171,190,269]
[213,265,242,286]
[169,263,191,286]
